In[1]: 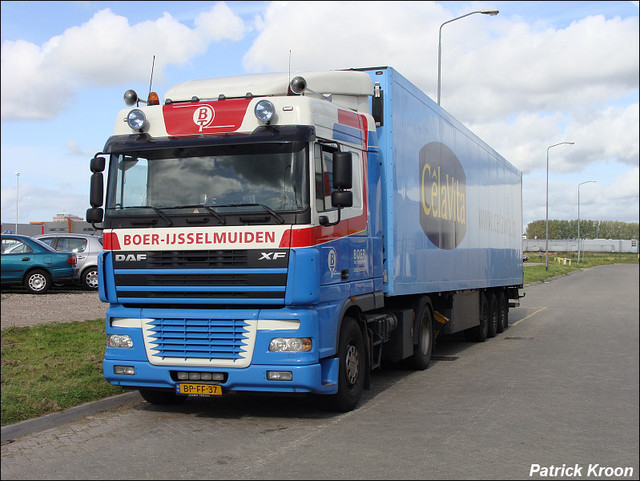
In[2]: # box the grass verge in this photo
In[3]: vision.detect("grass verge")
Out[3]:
[1,253,636,426]
[1,319,124,426]
[523,251,638,284]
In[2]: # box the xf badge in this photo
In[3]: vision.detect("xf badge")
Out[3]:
[258,252,287,261]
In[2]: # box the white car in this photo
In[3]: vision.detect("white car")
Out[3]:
[34,233,103,290]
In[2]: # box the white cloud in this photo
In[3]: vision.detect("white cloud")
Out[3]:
[447,14,639,121]
[1,3,246,120]
[242,1,638,230]
[243,1,447,77]
[471,102,640,174]
[65,140,95,157]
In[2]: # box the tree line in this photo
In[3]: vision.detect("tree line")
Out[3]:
[525,220,639,240]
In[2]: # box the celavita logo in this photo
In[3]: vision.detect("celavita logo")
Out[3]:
[419,142,466,250]
[115,253,147,262]
[193,105,215,132]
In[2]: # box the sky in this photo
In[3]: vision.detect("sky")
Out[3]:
[1,1,638,233]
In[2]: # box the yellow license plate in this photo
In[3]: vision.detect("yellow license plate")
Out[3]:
[176,383,222,396]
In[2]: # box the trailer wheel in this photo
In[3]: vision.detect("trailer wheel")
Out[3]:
[466,294,489,342]
[496,291,508,333]
[139,388,188,405]
[406,303,433,370]
[323,317,365,412]
[487,293,498,338]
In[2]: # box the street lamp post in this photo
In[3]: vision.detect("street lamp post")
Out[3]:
[15,172,20,235]
[545,142,575,270]
[577,180,596,264]
[437,8,499,105]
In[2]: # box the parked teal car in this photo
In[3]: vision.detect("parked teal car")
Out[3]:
[1,234,78,294]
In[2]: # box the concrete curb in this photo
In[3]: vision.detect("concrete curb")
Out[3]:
[1,391,143,443]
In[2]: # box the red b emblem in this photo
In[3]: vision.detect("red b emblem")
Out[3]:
[193,105,215,131]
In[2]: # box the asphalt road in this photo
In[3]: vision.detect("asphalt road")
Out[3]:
[1,264,638,480]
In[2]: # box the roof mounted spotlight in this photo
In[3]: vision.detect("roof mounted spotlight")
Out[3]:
[254,99,276,124]
[126,109,147,131]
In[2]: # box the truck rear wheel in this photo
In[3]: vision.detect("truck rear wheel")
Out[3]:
[322,316,365,412]
[406,303,433,370]
[139,388,188,405]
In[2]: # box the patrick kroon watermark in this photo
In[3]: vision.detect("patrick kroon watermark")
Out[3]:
[529,464,635,478]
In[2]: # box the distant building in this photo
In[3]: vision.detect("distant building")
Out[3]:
[1,213,99,236]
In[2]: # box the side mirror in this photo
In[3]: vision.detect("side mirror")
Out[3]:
[90,154,106,173]
[86,207,103,224]
[331,190,353,209]
[332,152,352,189]
[320,151,354,227]
[90,172,104,208]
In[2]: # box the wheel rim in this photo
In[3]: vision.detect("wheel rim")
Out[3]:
[85,270,98,289]
[28,274,47,291]
[345,344,360,386]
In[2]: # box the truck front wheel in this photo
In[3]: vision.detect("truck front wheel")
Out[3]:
[323,317,365,412]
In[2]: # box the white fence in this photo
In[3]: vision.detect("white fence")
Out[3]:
[523,238,638,253]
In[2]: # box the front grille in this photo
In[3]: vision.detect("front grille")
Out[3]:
[142,317,257,368]
[112,249,288,306]
[146,250,249,268]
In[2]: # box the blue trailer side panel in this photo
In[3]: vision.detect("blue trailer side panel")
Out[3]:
[364,67,522,297]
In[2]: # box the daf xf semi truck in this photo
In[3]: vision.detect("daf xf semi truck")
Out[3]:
[87,66,523,411]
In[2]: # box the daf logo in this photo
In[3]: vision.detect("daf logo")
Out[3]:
[258,252,287,261]
[115,253,147,262]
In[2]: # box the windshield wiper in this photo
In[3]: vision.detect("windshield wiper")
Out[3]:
[214,203,285,224]
[108,206,173,226]
[160,204,226,225]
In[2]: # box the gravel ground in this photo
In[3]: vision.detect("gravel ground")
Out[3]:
[1,289,107,329]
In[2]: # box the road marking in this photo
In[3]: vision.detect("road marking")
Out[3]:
[511,307,547,326]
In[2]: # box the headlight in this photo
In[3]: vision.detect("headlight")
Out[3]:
[108,334,133,349]
[269,337,312,352]
[126,109,146,131]
[254,100,276,124]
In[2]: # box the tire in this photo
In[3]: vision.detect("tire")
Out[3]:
[406,301,434,370]
[487,293,498,338]
[466,293,489,342]
[322,317,366,412]
[139,388,188,405]
[82,267,99,290]
[497,291,508,333]
[24,269,51,294]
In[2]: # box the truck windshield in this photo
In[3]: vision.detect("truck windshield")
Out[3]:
[105,142,309,218]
